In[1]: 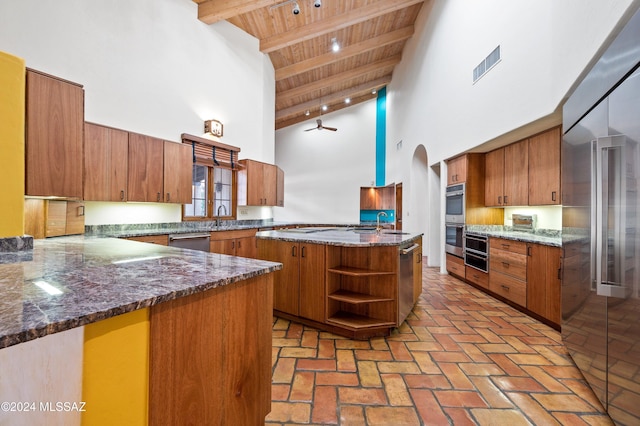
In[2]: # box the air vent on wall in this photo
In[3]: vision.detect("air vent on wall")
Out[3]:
[473,45,501,83]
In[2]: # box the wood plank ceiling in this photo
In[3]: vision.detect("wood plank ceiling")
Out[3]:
[191,0,425,129]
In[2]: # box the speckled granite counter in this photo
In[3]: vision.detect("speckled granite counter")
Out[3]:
[256,227,422,247]
[0,236,281,349]
[465,225,561,247]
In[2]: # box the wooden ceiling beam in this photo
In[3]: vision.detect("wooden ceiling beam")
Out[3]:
[260,0,424,53]
[276,76,392,120]
[275,26,414,81]
[197,0,275,25]
[276,93,376,129]
[276,55,401,101]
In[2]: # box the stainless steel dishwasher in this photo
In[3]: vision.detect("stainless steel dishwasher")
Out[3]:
[168,233,210,252]
[398,242,420,325]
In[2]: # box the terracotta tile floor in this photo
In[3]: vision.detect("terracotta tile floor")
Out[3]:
[266,264,615,425]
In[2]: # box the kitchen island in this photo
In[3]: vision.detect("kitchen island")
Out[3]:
[256,227,423,339]
[0,236,281,425]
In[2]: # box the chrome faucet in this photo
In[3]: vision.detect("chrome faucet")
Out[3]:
[216,204,227,230]
[376,211,388,233]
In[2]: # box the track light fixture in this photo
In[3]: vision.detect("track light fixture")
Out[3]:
[314,0,321,7]
[292,2,300,15]
[270,0,321,15]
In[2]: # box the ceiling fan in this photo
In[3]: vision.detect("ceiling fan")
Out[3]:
[304,118,337,132]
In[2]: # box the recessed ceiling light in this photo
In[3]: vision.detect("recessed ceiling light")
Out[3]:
[322,105,328,111]
[305,110,310,116]
[331,38,340,53]
[345,98,351,104]
[372,89,377,95]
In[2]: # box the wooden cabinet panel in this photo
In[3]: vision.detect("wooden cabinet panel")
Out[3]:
[65,201,85,235]
[360,187,378,209]
[276,166,285,207]
[236,236,257,259]
[258,239,300,316]
[504,140,528,206]
[263,163,277,206]
[238,159,280,206]
[210,229,257,258]
[447,155,467,185]
[126,235,168,246]
[465,266,488,289]
[149,274,273,425]
[529,127,561,205]
[299,243,326,322]
[485,149,504,206]
[128,133,164,203]
[163,141,192,204]
[490,249,527,280]
[26,70,84,198]
[527,244,561,324]
[84,123,128,201]
[490,238,527,254]
[45,201,67,238]
[446,253,465,278]
[490,272,527,306]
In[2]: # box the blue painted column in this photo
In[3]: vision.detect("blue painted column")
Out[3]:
[375,87,386,186]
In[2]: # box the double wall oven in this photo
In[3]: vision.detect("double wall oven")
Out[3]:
[464,233,488,273]
[445,184,465,257]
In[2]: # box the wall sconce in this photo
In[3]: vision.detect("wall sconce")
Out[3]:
[204,119,223,137]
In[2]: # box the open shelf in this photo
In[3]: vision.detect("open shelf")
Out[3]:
[328,290,394,304]
[327,311,396,329]
[327,266,395,277]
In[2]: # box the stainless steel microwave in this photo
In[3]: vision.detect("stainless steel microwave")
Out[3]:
[445,183,465,224]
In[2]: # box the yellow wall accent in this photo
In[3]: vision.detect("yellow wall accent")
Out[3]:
[82,309,149,425]
[0,51,25,238]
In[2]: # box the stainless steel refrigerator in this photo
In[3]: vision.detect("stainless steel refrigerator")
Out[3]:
[562,6,640,425]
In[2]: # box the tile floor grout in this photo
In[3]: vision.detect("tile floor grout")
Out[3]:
[266,264,613,425]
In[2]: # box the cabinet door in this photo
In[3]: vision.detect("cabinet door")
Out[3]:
[447,155,467,185]
[276,166,285,207]
[545,246,562,324]
[45,201,67,238]
[26,70,84,198]
[529,127,561,205]
[263,164,277,206]
[504,140,528,206]
[360,187,378,209]
[65,201,85,235]
[485,148,504,206]
[163,141,192,204]
[526,243,546,317]
[84,123,128,201]
[128,133,164,202]
[235,236,257,259]
[299,243,325,322]
[258,239,300,316]
[413,243,423,303]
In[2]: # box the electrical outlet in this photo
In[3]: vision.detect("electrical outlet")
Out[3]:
[239,208,248,215]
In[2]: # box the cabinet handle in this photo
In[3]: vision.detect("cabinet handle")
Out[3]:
[77,205,85,216]
[501,285,510,292]
[238,241,241,249]
[301,246,306,258]
[166,192,171,202]
[558,267,561,280]
[292,246,297,257]
[501,244,510,249]
[157,192,161,202]
[502,262,509,268]
[527,246,532,256]
[232,241,235,249]
[120,190,125,200]
[504,195,508,205]
[498,196,502,205]
[552,191,557,202]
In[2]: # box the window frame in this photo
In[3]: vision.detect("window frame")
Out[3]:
[182,161,237,221]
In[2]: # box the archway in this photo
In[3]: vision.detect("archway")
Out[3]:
[410,145,430,261]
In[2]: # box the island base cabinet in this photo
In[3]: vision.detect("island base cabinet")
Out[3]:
[149,274,273,425]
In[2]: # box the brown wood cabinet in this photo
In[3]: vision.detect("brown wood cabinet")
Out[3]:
[258,239,325,322]
[163,141,192,204]
[489,238,527,307]
[128,133,164,203]
[485,140,528,207]
[210,229,257,258]
[446,253,465,279]
[359,185,395,210]
[413,239,423,304]
[84,123,129,202]
[24,199,84,238]
[149,274,272,425]
[276,166,285,207]
[26,69,84,198]
[447,155,467,185]
[237,159,278,206]
[529,127,561,205]
[527,244,561,324]
[125,235,168,246]
[465,266,488,290]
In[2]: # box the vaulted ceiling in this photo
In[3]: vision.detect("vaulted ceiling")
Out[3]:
[190,0,426,129]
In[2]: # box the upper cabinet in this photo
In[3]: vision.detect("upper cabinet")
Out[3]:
[447,155,467,185]
[163,141,192,204]
[84,123,128,202]
[128,133,165,203]
[237,159,281,206]
[528,127,561,205]
[276,166,285,207]
[485,140,528,207]
[26,69,84,198]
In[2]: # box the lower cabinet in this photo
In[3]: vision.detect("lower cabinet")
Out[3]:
[527,244,562,324]
[24,199,85,239]
[413,240,423,303]
[210,229,257,258]
[446,253,465,279]
[257,239,325,322]
[489,238,527,307]
[465,266,488,290]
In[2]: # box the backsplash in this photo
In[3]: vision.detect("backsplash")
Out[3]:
[503,206,562,230]
[466,224,561,238]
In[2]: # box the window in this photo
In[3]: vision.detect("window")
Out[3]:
[184,164,234,220]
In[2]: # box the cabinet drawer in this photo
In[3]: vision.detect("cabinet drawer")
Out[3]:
[490,272,526,306]
[446,254,465,278]
[465,266,488,289]
[490,250,527,280]
[490,238,527,255]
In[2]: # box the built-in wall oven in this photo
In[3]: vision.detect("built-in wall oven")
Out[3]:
[445,224,464,257]
[445,183,465,257]
[464,233,488,272]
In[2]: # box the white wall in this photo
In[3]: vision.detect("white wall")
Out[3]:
[273,101,376,224]
[0,0,275,225]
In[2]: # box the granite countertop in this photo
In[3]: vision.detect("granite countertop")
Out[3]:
[0,236,281,349]
[256,227,423,247]
[465,226,561,247]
